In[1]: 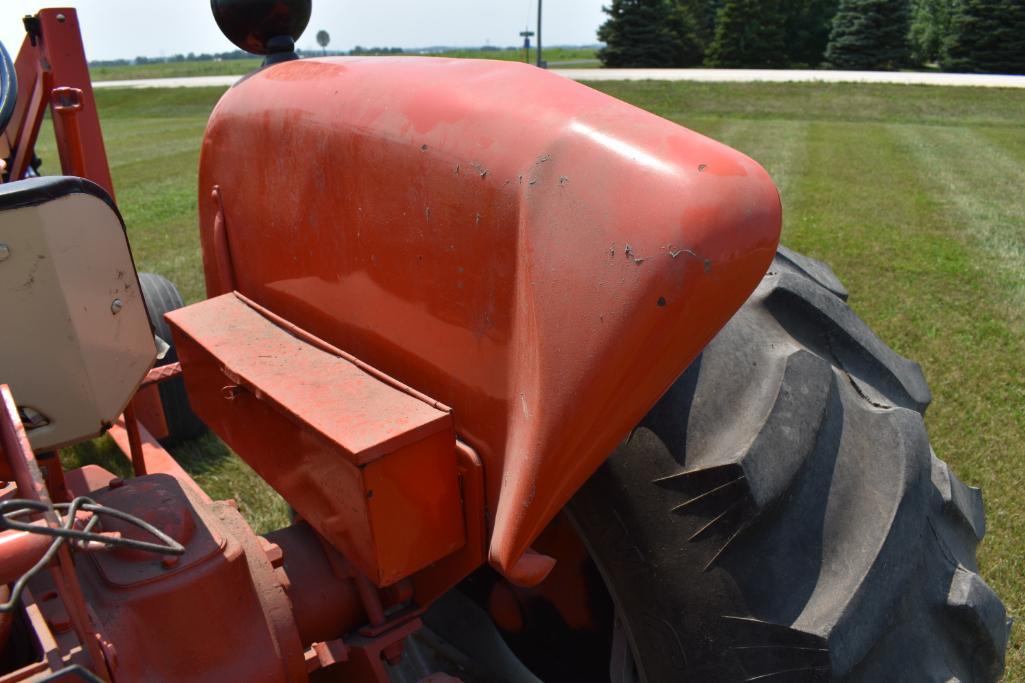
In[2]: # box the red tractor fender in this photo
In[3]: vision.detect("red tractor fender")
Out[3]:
[197,57,780,581]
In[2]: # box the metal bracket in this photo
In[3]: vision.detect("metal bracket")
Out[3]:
[22,16,41,46]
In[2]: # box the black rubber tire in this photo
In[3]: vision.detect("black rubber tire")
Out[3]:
[0,41,16,137]
[567,246,1010,682]
[138,272,206,443]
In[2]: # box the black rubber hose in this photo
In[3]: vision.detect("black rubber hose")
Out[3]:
[0,41,16,136]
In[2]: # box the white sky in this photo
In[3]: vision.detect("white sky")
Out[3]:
[1,1,606,62]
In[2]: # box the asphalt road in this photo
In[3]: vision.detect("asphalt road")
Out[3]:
[92,67,1025,90]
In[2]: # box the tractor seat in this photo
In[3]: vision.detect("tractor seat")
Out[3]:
[0,176,156,450]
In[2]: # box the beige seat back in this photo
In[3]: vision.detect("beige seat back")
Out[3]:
[0,176,155,450]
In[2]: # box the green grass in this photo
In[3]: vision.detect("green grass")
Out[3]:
[61,433,289,533]
[88,48,598,81]
[39,81,1024,678]
[89,59,263,81]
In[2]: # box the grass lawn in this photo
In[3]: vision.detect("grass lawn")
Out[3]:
[88,48,598,81]
[89,59,262,81]
[39,81,1024,677]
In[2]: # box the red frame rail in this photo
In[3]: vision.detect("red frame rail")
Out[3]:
[0,385,108,680]
[1,8,113,195]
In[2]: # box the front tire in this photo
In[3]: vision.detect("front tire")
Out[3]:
[568,247,1010,682]
[138,272,206,443]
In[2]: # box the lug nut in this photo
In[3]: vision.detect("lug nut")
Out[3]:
[111,298,123,314]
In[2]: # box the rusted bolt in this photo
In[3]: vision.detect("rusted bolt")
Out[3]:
[110,298,123,314]
[162,555,180,569]
[0,244,9,261]
[222,385,241,400]
[108,477,124,489]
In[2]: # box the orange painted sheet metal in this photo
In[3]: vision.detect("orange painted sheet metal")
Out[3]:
[198,57,782,578]
[166,293,464,586]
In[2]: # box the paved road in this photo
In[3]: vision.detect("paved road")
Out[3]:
[92,68,1025,90]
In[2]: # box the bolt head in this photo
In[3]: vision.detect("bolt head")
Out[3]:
[56,13,66,22]
[0,244,9,261]
[110,298,123,314]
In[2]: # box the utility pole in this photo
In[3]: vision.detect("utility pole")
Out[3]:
[536,0,543,68]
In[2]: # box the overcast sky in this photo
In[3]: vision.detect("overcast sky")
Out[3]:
[1,1,606,62]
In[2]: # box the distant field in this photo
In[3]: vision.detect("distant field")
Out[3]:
[39,81,1024,677]
[89,59,263,81]
[88,47,599,81]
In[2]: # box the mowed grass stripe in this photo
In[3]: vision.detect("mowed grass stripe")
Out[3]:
[976,127,1025,167]
[882,123,1025,642]
[586,81,1025,128]
[696,119,812,220]
[894,125,1025,322]
[793,119,1024,667]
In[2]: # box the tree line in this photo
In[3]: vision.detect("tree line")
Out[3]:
[597,0,1025,73]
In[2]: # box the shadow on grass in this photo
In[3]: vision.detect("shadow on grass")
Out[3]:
[62,430,233,480]
[63,430,290,534]
[61,436,132,479]
[167,431,233,476]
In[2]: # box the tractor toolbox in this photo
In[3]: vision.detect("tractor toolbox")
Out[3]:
[166,292,465,586]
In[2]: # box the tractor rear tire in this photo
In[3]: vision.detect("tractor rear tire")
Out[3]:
[567,246,1010,682]
[138,272,206,443]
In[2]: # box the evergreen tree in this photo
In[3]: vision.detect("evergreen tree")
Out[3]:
[785,0,840,66]
[667,2,706,64]
[705,0,788,68]
[682,0,724,47]
[597,0,704,67]
[942,0,1025,74]
[909,0,954,65]
[825,0,911,70]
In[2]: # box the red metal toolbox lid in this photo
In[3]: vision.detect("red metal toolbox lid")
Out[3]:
[166,293,450,465]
